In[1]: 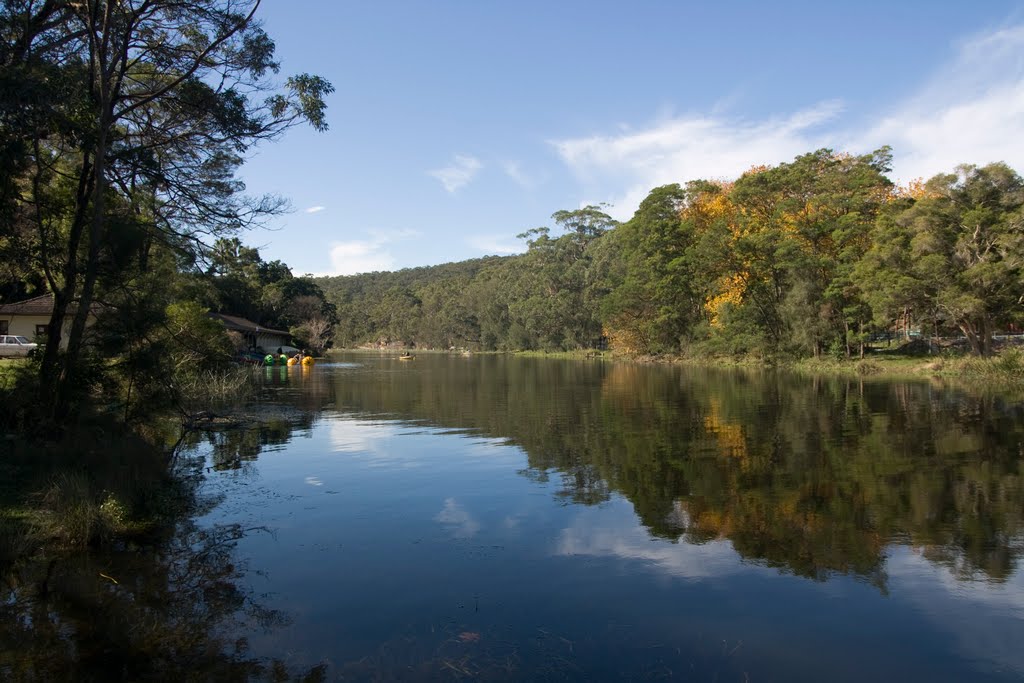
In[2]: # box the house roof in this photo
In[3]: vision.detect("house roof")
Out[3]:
[208,312,289,337]
[0,294,60,316]
[0,297,288,339]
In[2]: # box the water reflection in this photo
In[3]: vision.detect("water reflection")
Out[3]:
[9,355,1018,679]
[183,356,1024,679]
[0,458,324,681]
[326,354,1024,587]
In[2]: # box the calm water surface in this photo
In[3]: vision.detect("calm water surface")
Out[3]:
[7,352,1024,681]
[192,353,1024,681]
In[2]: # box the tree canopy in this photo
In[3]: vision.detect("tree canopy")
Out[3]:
[1,0,332,419]
[317,152,1023,359]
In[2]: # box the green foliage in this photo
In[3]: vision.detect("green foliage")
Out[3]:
[1,0,332,420]
[1,420,188,551]
[313,152,1021,363]
[316,208,617,352]
[198,237,338,351]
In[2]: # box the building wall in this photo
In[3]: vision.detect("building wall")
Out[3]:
[0,315,88,349]
[255,332,291,352]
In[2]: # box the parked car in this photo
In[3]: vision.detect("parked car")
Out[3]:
[0,335,38,357]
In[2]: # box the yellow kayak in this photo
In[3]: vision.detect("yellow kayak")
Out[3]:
[301,356,314,366]
[287,357,298,366]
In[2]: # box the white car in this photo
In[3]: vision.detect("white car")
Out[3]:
[0,335,38,357]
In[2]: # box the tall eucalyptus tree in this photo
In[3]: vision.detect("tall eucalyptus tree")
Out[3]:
[2,0,332,417]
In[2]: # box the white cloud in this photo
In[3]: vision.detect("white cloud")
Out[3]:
[551,24,1024,219]
[502,160,535,189]
[304,205,326,214]
[859,25,1024,183]
[320,229,419,276]
[325,239,396,275]
[428,154,483,193]
[551,102,841,221]
[435,498,481,538]
[467,234,526,256]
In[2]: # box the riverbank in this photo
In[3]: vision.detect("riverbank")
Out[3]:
[0,361,260,567]
[331,346,1024,385]
[0,416,191,567]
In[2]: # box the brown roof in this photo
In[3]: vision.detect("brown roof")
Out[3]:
[208,312,289,337]
[0,294,59,316]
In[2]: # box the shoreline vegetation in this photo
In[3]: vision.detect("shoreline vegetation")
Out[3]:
[2,1,1022,675]
[0,0,335,604]
[330,344,1024,385]
[0,363,252,560]
[316,156,1024,371]
[6,340,1019,571]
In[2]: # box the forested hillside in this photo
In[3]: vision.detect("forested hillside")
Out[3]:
[318,149,1024,358]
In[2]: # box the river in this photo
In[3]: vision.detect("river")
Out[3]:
[7,352,1024,681]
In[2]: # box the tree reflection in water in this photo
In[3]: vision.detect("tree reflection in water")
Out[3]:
[329,355,1024,588]
[0,454,325,682]
[6,356,1018,678]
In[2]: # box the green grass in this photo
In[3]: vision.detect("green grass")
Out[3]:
[326,344,1024,393]
[0,420,192,560]
[771,348,1024,388]
[512,349,610,360]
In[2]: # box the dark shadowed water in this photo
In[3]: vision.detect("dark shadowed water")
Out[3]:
[7,352,1024,681]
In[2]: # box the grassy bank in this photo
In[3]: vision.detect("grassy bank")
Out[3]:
[0,360,257,567]
[328,345,1024,384]
[508,346,1024,385]
[0,417,193,567]
[785,348,1024,383]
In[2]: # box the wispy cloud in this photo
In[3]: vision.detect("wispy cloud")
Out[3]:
[467,234,526,256]
[551,101,842,221]
[304,205,326,214]
[502,160,535,189]
[550,24,1024,220]
[859,24,1024,183]
[321,229,419,276]
[428,154,483,193]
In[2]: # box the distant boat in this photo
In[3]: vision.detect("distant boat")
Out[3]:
[399,353,415,361]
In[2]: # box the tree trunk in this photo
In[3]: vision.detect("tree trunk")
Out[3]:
[39,152,93,418]
[959,320,982,356]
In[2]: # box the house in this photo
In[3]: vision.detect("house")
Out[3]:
[208,313,291,352]
[0,296,292,354]
[0,294,96,348]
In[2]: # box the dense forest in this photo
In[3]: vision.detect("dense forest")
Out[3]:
[0,0,334,425]
[319,149,1024,360]
[3,0,1024,426]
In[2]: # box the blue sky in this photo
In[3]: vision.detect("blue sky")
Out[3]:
[238,1,1024,276]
